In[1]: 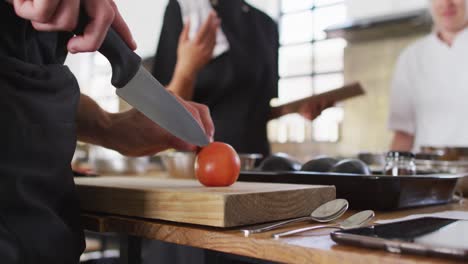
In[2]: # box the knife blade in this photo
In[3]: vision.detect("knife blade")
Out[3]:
[74,12,210,147]
[116,67,210,146]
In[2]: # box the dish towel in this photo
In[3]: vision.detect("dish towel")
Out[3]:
[177,0,230,58]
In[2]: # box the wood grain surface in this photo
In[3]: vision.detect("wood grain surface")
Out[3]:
[75,177,335,227]
[83,200,468,264]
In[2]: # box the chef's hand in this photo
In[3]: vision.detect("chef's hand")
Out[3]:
[105,99,214,157]
[299,100,334,120]
[10,0,137,53]
[174,11,220,79]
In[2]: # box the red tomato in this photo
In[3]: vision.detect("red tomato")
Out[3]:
[195,142,241,187]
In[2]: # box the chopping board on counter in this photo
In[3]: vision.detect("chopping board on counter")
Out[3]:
[75,177,335,227]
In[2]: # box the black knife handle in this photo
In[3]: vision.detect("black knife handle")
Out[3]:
[74,10,141,88]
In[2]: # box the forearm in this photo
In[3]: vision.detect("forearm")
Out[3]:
[76,93,113,147]
[390,131,414,151]
[75,93,212,157]
[166,65,197,100]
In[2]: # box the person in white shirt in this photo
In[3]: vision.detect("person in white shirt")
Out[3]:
[389,0,468,152]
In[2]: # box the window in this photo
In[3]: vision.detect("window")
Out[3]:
[66,53,120,113]
[83,54,120,113]
[268,0,347,143]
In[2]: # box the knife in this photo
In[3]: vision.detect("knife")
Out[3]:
[74,12,210,147]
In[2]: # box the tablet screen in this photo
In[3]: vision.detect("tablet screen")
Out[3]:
[338,217,468,250]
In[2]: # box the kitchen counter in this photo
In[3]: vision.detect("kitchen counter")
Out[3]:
[82,199,468,264]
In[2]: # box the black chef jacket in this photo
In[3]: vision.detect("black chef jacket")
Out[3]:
[152,0,279,157]
[0,3,85,264]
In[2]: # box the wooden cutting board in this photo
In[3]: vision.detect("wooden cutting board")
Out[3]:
[75,177,336,227]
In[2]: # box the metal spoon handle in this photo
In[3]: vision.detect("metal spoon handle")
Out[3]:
[273,224,340,239]
[241,216,312,236]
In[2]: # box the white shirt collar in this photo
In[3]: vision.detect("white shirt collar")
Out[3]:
[432,26,468,49]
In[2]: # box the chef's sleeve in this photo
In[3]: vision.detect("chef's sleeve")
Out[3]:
[388,51,415,135]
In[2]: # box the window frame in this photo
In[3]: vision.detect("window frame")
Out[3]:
[274,0,346,143]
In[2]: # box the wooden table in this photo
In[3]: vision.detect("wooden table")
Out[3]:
[82,200,468,264]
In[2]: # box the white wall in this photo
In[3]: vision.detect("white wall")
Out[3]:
[114,0,169,59]
[346,0,428,20]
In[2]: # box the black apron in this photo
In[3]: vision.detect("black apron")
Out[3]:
[152,0,279,157]
[0,3,85,263]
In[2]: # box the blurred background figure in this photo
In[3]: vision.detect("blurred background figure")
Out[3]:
[389,0,468,152]
[152,0,329,158]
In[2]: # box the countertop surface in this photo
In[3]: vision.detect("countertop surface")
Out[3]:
[81,186,468,264]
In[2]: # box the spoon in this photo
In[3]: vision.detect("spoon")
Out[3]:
[272,210,375,239]
[241,199,349,237]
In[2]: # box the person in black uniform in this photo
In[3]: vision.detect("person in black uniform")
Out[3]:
[146,1,329,263]
[0,1,214,263]
[153,0,330,158]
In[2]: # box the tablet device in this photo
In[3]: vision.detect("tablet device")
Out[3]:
[331,217,468,260]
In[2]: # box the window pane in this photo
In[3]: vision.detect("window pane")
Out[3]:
[278,77,313,103]
[268,114,311,143]
[281,0,313,13]
[273,1,347,144]
[313,73,344,94]
[83,53,120,113]
[313,107,344,142]
[314,0,344,7]
[280,11,313,44]
[313,4,346,40]
[314,39,346,73]
[312,73,344,142]
[279,44,313,77]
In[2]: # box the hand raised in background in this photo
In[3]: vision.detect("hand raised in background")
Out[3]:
[174,11,220,79]
[167,11,220,100]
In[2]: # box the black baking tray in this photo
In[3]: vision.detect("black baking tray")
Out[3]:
[238,171,466,210]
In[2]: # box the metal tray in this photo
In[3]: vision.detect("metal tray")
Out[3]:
[238,171,465,210]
